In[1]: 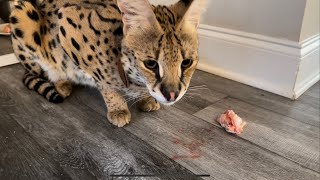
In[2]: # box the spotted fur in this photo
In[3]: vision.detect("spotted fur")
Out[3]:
[10,0,205,127]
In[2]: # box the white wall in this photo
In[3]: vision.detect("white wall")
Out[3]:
[300,0,320,41]
[201,0,306,41]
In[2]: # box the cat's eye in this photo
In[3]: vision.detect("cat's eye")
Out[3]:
[181,59,193,69]
[144,60,158,70]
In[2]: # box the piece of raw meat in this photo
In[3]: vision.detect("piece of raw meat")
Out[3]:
[217,110,246,135]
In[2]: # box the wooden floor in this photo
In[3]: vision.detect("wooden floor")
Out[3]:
[0,35,319,180]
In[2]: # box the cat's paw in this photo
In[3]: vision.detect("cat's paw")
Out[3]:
[107,110,131,127]
[55,80,72,98]
[138,97,161,112]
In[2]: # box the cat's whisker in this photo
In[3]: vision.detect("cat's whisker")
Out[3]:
[188,85,208,89]
[186,92,201,96]
[188,88,209,91]
[188,87,209,90]
[129,95,149,108]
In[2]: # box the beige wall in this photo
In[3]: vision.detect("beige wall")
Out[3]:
[300,0,320,41]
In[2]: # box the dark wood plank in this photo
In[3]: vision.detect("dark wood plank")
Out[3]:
[304,82,320,98]
[194,97,320,172]
[0,65,201,180]
[70,75,320,179]
[0,109,71,180]
[299,82,320,107]
[0,36,13,55]
[192,70,320,126]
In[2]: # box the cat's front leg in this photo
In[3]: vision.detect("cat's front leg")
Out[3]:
[101,88,131,127]
[138,96,161,112]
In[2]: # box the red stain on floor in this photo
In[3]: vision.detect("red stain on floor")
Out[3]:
[172,138,181,144]
[204,125,215,132]
[171,138,205,160]
[171,124,217,160]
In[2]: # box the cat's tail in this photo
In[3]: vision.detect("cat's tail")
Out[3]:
[23,71,64,103]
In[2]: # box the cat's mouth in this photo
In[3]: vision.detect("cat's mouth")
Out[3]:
[147,86,186,106]
[157,100,176,106]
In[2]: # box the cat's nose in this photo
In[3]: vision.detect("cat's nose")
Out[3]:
[169,92,175,101]
[160,84,179,102]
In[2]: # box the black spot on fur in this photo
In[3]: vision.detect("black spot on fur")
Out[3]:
[40,25,47,35]
[27,10,39,21]
[93,72,101,81]
[58,12,63,19]
[51,55,57,63]
[79,13,84,20]
[90,45,95,51]
[80,58,88,66]
[53,35,59,44]
[18,45,24,51]
[25,63,32,70]
[87,55,93,61]
[71,38,80,50]
[67,18,77,28]
[10,16,18,24]
[96,69,105,79]
[33,32,41,46]
[26,44,36,52]
[50,23,56,29]
[104,37,109,44]
[19,55,26,61]
[14,28,24,38]
[51,39,56,48]
[60,26,66,37]
[71,52,79,65]
[83,35,88,43]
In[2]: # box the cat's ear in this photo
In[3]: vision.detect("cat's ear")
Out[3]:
[172,0,206,29]
[117,0,162,35]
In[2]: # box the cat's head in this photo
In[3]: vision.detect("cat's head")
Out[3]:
[119,0,205,105]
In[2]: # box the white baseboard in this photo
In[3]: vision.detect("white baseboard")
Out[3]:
[197,24,319,99]
[294,35,320,98]
[0,53,19,67]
